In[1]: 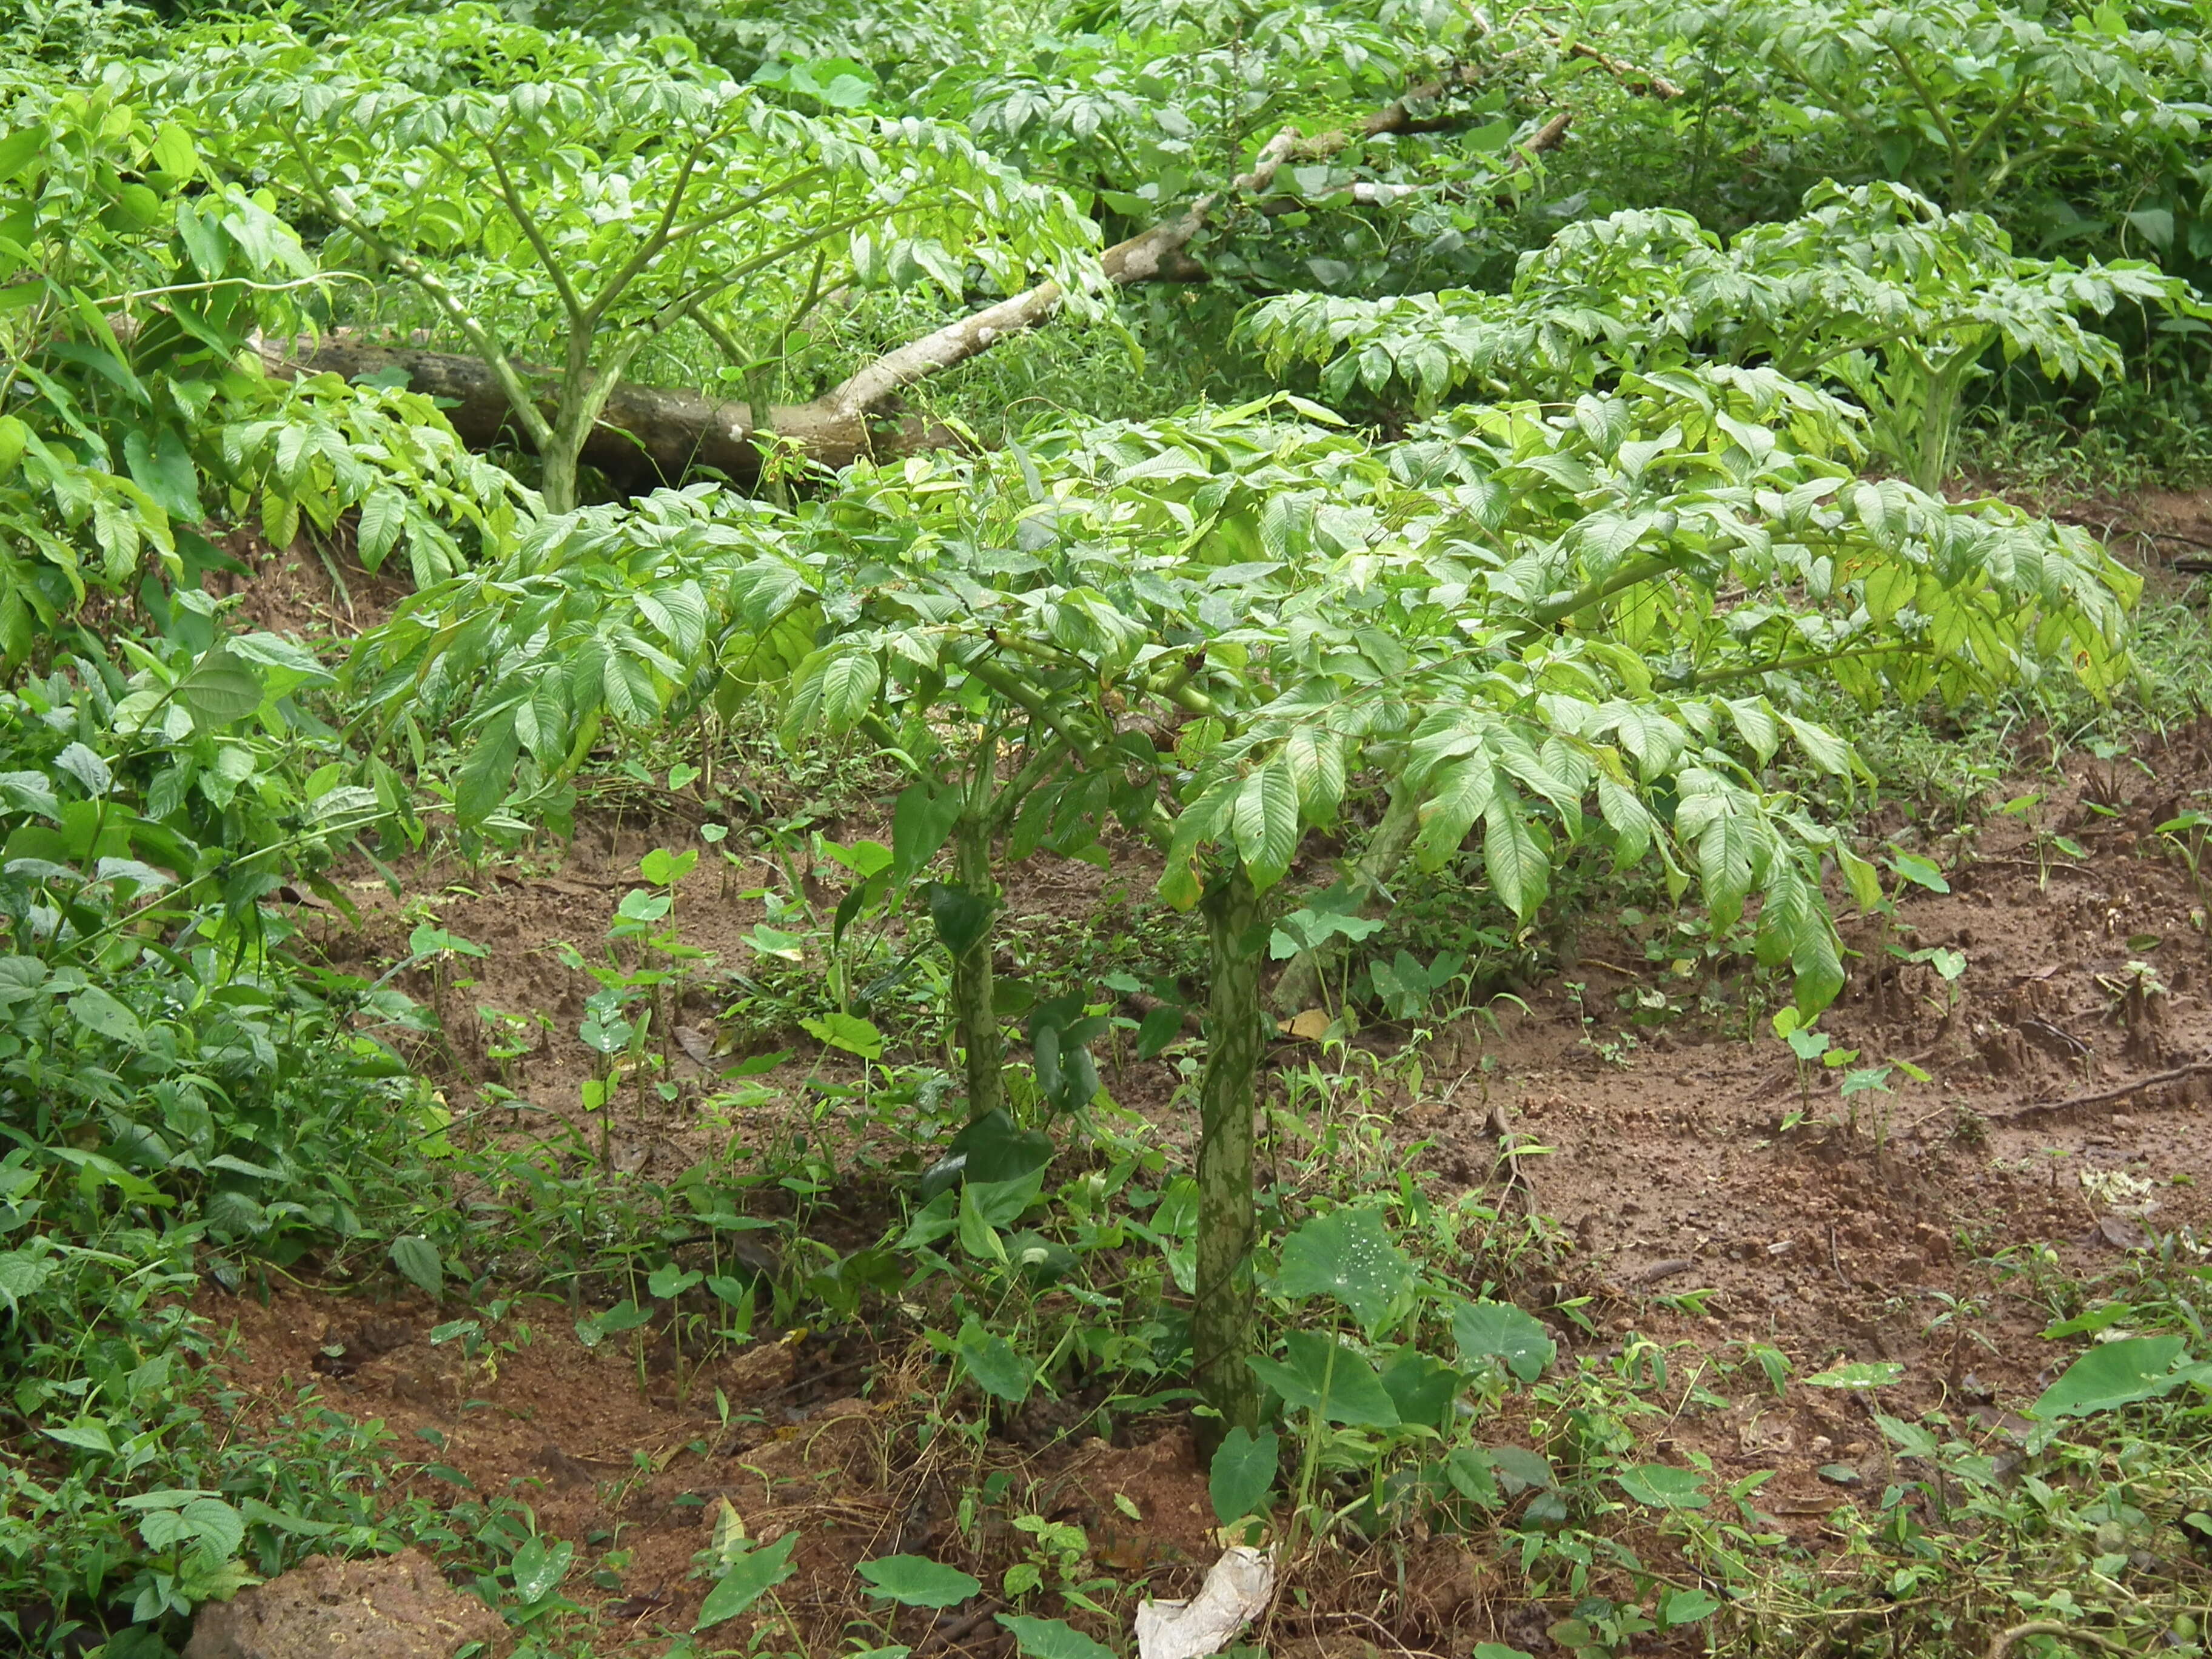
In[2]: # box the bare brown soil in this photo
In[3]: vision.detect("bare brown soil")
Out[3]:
[206,525,417,642]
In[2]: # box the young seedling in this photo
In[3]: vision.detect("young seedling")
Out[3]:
[477,1006,547,1088]
[1890,942,1969,1025]
[2157,809,2212,934]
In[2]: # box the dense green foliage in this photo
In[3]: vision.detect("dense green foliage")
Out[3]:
[8,0,2212,1654]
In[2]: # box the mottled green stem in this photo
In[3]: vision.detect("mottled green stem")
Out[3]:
[1912,352,1974,495]
[1195,861,1264,1452]
[950,811,1005,1122]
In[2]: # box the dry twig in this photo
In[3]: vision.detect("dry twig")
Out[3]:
[1987,1056,2212,1124]
[1486,1102,1538,1208]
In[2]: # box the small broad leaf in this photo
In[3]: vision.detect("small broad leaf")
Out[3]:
[964,1165,1046,1230]
[1208,1426,1279,1524]
[955,1315,1033,1403]
[1617,1464,1709,1510]
[0,1246,55,1318]
[2042,1302,2136,1340]
[53,744,112,797]
[695,1533,799,1629]
[1887,851,1949,894]
[1487,1445,1555,1493]
[1135,1002,1184,1059]
[45,1421,116,1454]
[511,1535,574,1603]
[1275,1207,1413,1336]
[178,1496,245,1560]
[387,1235,442,1298]
[942,1110,1053,1187]
[800,1012,883,1060]
[70,987,144,1045]
[639,847,697,886]
[2126,207,2176,250]
[1874,1412,1939,1460]
[592,1299,652,1336]
[957,1182,1008,1263]
[857,1555,980,1608]
[1661,1588,1721,1627]
[893,785,965,879]
[1803,1361,1905,1390]
[175,647,263,728]
[998,1615,1116,1659]
[1451,1299,1555,1382]
[646,1264,703,1299]
[1446,1446,1500,1506]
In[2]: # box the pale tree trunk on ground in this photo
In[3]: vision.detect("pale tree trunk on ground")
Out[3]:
[254,336,941,493]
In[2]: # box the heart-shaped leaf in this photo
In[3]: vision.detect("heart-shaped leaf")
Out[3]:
[1451,1299,1554,1382]
[1276,1207,1413,1335]
[1208,1425,1279,1524]
[695,1533,798,1629]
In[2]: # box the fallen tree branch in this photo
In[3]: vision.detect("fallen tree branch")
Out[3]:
[832,98,1572,420]
[1487,1101,1538,1210]
[268,75,1568,489]
[254,335,949,492]
[812,116,1318,423]
[1557,33,1683,98]
[1464,5,1684,99]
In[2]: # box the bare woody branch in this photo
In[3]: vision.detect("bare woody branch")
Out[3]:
[817,101,1570,421]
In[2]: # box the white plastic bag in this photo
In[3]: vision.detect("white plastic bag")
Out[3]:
[1134,1545,1277,1659]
